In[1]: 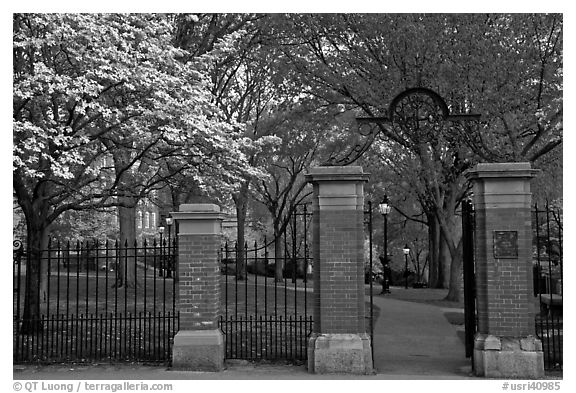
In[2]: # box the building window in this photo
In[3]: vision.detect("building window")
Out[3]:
[151,212,156,227]
[145,212,150,228]
[137,211,142,229]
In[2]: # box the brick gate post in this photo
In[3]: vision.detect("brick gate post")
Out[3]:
[466,163,544,378]
[305,166,373,374]
[170,204,225,371]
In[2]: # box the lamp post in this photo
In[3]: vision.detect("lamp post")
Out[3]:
[403,244,410,289]
[166,217,173,278]
[159,226,165,277]
[378,195,392,294]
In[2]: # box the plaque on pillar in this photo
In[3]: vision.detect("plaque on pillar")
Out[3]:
[493,230,518,259]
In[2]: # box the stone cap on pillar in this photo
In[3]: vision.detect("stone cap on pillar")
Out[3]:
[465,162,540,180]
[465,163,541,209]
[305,166,369,211]
[170,204,226,235]
[305,166,370,183]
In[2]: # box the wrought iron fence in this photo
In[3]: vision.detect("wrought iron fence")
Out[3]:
[219,204,313,361]
[533,204,563,371]
[13,237,178,364]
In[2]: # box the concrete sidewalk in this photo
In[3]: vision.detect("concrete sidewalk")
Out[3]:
[14,289,474,380]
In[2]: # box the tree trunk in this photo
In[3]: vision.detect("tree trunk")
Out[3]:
[427,213,443,288]
[436,204,464,302]
[444,239,463,302]
[236,205,247,280]
[233,181,250,281]
[439,233,450,288]
[273,221,284,282]
[116,199,137,288]
[443,211,463,302]
[112,148,138,289]
[20,219,49,334]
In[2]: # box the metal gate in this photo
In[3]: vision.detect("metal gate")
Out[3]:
[13,237,178,364]
[461,199,477,364]
[219,204,313,361]
[533,203,563,371]
[365,201,375,365]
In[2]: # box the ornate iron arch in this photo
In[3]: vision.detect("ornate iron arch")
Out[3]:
[388,87,450,122]
[322,87,480,166]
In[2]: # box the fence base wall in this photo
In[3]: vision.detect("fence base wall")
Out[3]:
[172,330,224,371]
[473,334,544,378]
[307,333,373,374]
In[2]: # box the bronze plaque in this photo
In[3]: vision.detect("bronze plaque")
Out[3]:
[493,231,518,259]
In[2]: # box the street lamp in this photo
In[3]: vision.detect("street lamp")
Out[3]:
[166,217,173,278]
[158,226,165,277]
[403,244,410,289]
[378,195,392,294]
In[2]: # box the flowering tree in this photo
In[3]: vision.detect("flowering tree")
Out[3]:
[13,13,256,333]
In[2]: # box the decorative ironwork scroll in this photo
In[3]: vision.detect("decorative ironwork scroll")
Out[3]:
[322,87,480,166]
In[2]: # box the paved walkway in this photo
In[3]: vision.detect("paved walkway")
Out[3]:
[13,288,474,380]
[371,291,471,378]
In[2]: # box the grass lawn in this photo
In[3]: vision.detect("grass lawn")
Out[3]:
[221,273,379,327]
[14,267,176,318]
[374,285,464,309]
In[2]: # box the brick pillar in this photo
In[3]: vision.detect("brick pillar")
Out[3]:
[170,204,225,371]
[466,163,544,378]
[305,166,373,374]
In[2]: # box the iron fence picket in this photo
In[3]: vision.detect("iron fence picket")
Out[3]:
[254,241,258,318]
[85,242,89,318]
